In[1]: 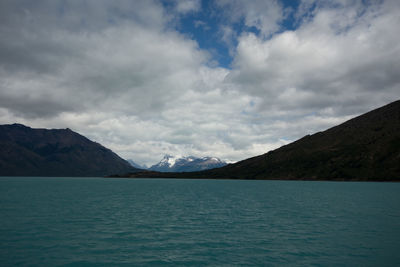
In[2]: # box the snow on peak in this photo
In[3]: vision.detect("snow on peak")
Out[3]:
[161,154,182,167]
[150,154,228,172]
[157,154,225,166]
[201,156,221,162]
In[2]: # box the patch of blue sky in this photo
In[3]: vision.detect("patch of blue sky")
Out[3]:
[279,0,302,32]
[174,12,262,68]
[171,0,234,68]
[179,12,233,67]
[164,0,314,68]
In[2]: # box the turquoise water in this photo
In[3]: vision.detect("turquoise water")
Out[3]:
[0,177,399,266]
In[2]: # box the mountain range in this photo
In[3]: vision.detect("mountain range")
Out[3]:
[147,155,227,172]
[116,100,400,181]
[1,100,399,180]
[0,124,138,177]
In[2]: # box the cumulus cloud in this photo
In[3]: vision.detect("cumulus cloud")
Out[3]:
[0,0,399,166]
[227,0,400,119]
[216,0,285,37]
[0,0,258,165]
[174,0,201,14]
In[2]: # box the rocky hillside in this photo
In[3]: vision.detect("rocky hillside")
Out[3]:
[0,124,138,177]
[117,100,400,181]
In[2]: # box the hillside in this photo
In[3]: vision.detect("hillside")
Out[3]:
[0,124,138,177]
[116,100,400,181]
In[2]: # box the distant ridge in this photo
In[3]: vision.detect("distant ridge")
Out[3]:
[149,154,227,172]
[115,100,400,181]
[0,124,138,177]
[127,159,147,170]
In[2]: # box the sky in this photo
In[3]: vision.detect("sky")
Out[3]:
[0,0,399,166]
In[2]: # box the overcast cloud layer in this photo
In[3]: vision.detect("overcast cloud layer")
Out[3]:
[1,0,399,166]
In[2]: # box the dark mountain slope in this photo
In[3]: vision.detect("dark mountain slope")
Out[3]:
[211,100,400,180]
[0,124,138,177]
[119,100,400,181]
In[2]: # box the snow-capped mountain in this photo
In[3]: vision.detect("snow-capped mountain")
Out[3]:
[149,155,227,172]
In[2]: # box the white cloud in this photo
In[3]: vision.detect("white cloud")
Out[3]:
[0,4,209,117]
[227,0,400,117]
[174,0,201,14]
[216,0,285,37]
[0,0,399,167]
[0,0,259,166]
[194,20,210,31]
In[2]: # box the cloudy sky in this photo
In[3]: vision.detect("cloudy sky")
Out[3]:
[1,0,399,166]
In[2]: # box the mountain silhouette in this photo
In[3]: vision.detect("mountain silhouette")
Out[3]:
[116,100,400,181]
[0,124,138,177]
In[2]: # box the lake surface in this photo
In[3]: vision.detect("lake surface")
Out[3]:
[0,177,399,266]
